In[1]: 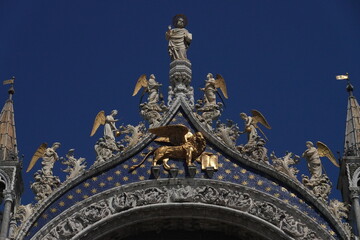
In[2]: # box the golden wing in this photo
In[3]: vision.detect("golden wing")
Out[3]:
[251,109,271,129]
[215,74,228,99]
[317,141,339,167]
[90,111,106,137]
[26,143,47,172]
[149,124,190,145]
[132,74,148,96]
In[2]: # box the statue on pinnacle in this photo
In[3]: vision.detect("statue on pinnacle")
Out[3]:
[166,14,192,61]
[166,14,194,106]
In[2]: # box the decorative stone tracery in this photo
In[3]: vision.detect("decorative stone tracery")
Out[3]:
[26,180,336,240]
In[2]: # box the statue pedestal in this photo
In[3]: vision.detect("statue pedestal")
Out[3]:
[168,60,194,106]
[151,166,161,179]
[187,166,197,178]
[169,59,192,82]
[169,167,179,178]
[205,166,215,178]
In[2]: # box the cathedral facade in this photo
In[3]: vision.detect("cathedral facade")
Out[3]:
[0,15,357,240]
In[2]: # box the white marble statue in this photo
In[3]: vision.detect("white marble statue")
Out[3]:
[165,15,192,60]
[104,110,119,140]
[90,110,120,141]
[26,142,61,176]
[200,73,228,106]
[26,142,62,202]
[302,141,322,179]
[132,74,162,105]
[240,110,271,146]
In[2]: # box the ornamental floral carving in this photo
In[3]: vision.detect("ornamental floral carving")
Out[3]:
[40,185,320,240]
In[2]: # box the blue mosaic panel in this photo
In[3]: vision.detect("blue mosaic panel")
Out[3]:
[25,110,339,239]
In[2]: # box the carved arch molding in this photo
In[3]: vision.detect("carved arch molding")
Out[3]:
[32,179,334,240]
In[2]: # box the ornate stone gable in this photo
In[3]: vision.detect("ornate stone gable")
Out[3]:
[15,97,348,240]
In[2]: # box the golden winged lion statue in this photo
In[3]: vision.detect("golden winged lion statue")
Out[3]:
[302,141,339,180]
[130,124,206,171]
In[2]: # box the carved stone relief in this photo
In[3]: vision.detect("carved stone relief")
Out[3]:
[38,185,323,240]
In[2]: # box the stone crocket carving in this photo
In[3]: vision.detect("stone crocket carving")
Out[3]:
[130,124,206,171]
[328,199,349,220]
[61,149,86,181]
[270,152,300,180]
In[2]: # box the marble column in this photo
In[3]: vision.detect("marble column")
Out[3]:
[350,188,360,237]
[0,191,13,240]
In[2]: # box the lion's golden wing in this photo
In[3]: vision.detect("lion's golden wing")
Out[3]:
[132,74,148,96]
[317,141,339,167]
[90,110,106,137]
[215,74,228,99]
[26,143,47,172]
[149,124,190,145]
[251,109,271,129]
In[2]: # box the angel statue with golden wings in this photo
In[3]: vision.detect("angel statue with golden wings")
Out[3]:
[90,110,120,141]
[240,110,271,146]
[26,142,61,176]
[200,73,228,106]
[132,74,167,127]
[26,142,62,201]
[301,141,339,201]
[302,141,339,180]
[132,74,162,105]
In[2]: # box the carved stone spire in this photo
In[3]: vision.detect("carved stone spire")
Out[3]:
[0,77,23,240]
[337,76,360,238]
[0,78,18,161]
[344,82,360,156]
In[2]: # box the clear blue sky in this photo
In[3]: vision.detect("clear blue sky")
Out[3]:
[1,0,359,204]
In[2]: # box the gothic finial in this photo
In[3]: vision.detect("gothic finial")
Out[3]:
[3,76,15,100]
[336,73,353,95]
